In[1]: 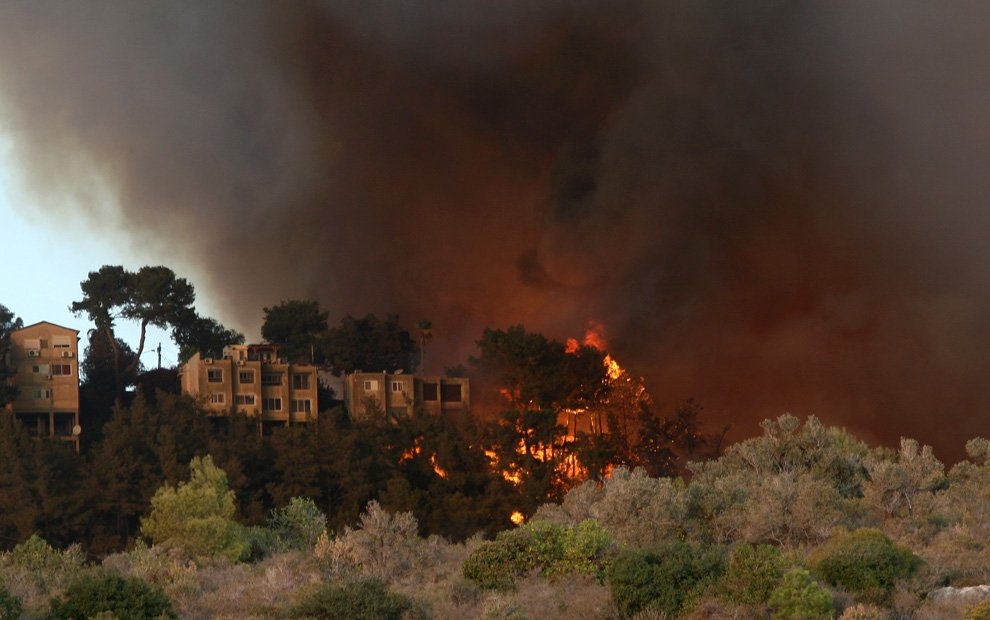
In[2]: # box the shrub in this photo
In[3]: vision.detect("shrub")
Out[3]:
[48,570,177,620]
[0,534,86,607]
[269,497,327,552]
[811,528,921,605]
[140,455,250,562]
[719,543,786,605]
[462,519,613,591]
[840,603,888,619]
[0,584,21,620]
[768,568,833,620]
[966,599,990,620]
[290,576,420,619]
[607,541,725,618]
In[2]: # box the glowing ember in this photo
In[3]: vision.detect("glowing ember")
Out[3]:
[510,511,525,525]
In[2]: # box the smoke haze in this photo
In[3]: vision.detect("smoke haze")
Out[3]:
[2,1,990,460]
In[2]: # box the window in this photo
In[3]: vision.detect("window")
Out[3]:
[207,369,223,383]
[292,374,311,390]
[236,394,256,406]
[210,392,226,404]
[263,397,282,411]
[239,370,255,384]
[24,338,40,351]
[441,383,463,402]
[53,336,71,348]
[262,373,282,386]
[32,364,50,375]
[291,399,312,414]
[363,379,379,391]
[39,338,48,349]
[52,364,71,376]
[391,381,404,392]
[33,389,52,399]
[421,382,438,401]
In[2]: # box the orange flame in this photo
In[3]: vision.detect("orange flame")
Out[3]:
[510,511,525,525]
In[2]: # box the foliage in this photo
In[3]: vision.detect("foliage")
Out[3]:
[72,265,197,397]
[607,541,725,618]
[810,528,921,605]
[172,315,244,363]
[0,534,86,606]
[965,600,990,620]
[767,568,833,620]
[719,543,787,606]
[140,455,250,562]
[462,519,613,591]
[688,415,869,546]
[0,584,20,620]
[321,313,420,374]
[332,500,422,581]
[470,325,605,410]
[840,604,888,619]
[0,303,22,407]
[268,497,328,552]
[48,570,177,620]
[261,299,328,364]
[290,576,420,620]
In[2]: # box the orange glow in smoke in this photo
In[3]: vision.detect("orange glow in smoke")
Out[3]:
[510,511,525,525]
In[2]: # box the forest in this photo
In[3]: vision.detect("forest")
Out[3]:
[1,414,990,618]
[3,270,990,618]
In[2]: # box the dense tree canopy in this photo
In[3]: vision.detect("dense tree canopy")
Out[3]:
[321,313,419,374]
[71,266,195,397]
[261,299,328,363]
[470,325,606,411]
[0,303,23,407]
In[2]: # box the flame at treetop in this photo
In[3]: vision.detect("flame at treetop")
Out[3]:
[567,320,623,380]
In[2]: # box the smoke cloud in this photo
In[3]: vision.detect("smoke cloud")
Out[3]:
[2,1,990,460]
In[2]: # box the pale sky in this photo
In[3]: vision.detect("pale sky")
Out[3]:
[1,132,182,369]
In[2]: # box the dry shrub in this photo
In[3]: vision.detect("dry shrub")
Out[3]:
[839,603,889,619]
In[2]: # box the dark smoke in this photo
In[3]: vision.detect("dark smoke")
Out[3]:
[2,1,990,460]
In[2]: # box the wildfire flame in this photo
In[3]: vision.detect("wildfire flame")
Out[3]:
[567,320,624,380]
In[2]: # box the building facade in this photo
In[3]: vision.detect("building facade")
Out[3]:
[179,344,318,432]
[5,321,81,449]
[342,371,469,421]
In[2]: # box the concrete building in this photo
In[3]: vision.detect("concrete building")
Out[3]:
[342,371,469,421]
[179,343,318,432]
[4,321,81,449]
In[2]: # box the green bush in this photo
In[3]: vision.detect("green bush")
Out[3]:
[290,576,420,619]
[48,570,177,620]
[768,568,833,620]
[269,497,328,552]
[811,528,920,604]
[140,455,250,562]
[462,537,530,591]
[462,519,613,591]
[0,584,22,620]
[719,543,786,605]
[607,541,725,618]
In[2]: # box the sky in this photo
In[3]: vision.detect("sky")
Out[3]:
[2,2,990,462]
[0,133,182,368]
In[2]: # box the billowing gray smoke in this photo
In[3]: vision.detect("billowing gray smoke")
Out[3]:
[2,1,990,460]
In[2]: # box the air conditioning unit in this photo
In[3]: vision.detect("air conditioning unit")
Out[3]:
[61,351,74,358]
[28,350,40,357]
[204,358,214,364]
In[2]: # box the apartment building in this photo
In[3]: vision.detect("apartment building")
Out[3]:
[5,322,81,449]
[179,343,318,432]
[343,371,469,421]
